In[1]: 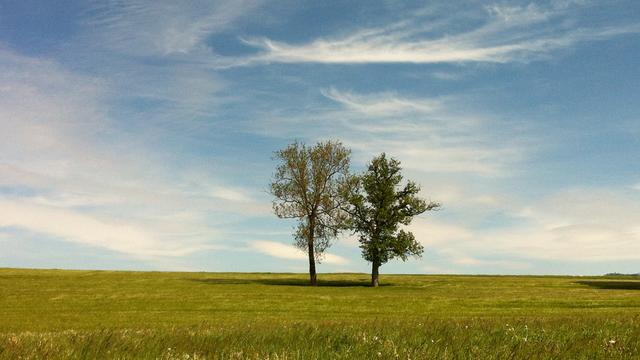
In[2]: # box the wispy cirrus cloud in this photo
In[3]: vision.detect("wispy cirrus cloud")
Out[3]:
[58,1,268,134]
[221,2,639,66]
[321,87,440,116]
[83,0,265,56]
[0,0,274,267]
[250,87,526,176]
[2,0,637,275]
[0,46,266,262]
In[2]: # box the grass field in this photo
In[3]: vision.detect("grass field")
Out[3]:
[1,268,639,359]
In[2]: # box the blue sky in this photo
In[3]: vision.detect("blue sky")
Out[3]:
[1,0,639,275]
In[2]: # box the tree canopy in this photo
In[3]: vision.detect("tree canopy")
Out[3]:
[346,153,440,286]
[270,140,353,286]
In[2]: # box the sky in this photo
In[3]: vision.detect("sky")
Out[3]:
[0,0,639,275]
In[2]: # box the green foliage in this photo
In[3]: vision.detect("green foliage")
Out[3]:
[270,140,352,263]
[346,153,440,268]
[2,269,640,359]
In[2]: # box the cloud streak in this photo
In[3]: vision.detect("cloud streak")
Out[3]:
[321,87,441,117]
[0,200,206,258]
[222,3,639,66]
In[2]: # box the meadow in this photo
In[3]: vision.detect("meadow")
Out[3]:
[1,268,639,359]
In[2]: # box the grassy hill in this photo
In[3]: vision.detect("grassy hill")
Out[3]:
[1,268,639,359]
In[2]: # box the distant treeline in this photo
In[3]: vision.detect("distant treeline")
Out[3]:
[605,273,640,276]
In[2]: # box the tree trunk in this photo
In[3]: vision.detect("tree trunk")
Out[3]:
[307,216,317,286]
[371,261,380,287]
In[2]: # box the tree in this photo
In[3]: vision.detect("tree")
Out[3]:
[346,153,440,287]
[270,140,353,286]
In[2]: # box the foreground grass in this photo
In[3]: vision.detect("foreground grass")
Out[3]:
[1,269,639,359]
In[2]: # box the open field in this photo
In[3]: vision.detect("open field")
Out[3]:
[1,269,639,359]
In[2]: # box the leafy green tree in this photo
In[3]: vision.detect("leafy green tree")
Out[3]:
[270,140,353,286]
[346,153,440,287]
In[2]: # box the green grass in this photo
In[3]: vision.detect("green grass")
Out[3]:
[1,269,639,359]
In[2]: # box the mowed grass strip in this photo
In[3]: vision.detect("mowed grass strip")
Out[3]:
[1,269,639,359]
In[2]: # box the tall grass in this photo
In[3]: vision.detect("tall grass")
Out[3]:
[3,318,639,359]
[1,269,639,359]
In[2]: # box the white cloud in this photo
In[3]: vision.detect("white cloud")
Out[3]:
[83,0,264,56]
[430,72,463,81]
[481,189,640,261]
[3,1,637,275]
[250,240,349,265]
[210,186,253,203]
[0,47,266,261]
[0,200,205,258]
[223,3,640,66]
[410,218,475,247]
[67,1,264,131]
[321,88,440,116]
[412,188,640,263]
[253,88,526,176]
